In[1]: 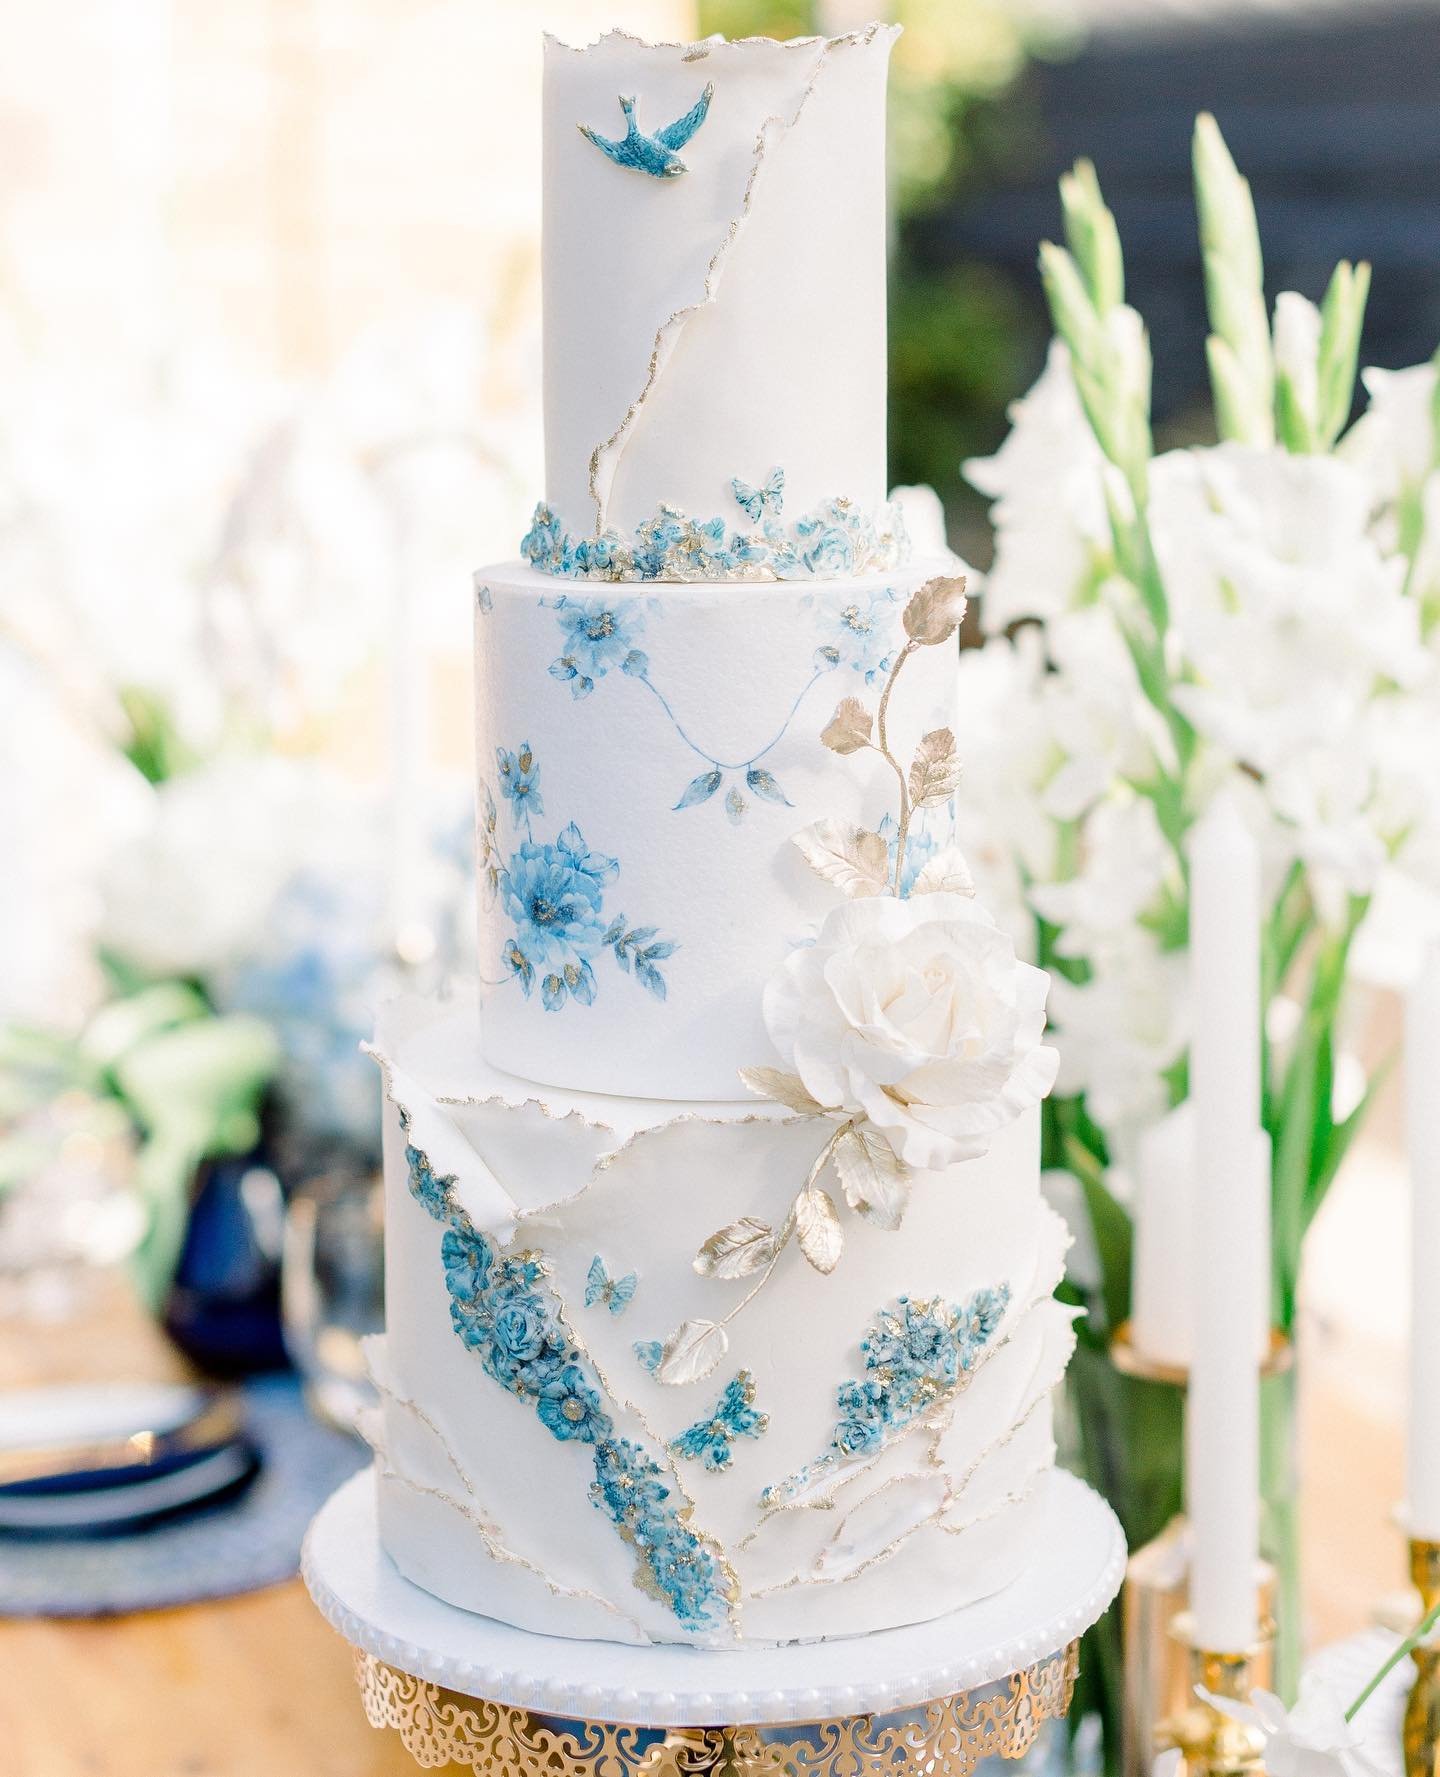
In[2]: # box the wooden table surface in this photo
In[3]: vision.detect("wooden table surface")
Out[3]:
[0,1266,1409,1777]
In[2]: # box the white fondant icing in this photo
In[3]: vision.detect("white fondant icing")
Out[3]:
[472,556,962,1098]
[542,28,895,539]
[370,1000,1072,1647]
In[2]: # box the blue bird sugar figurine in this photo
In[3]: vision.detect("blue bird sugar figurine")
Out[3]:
[579,83,714,179]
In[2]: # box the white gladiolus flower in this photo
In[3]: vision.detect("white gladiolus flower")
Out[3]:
[965,343,1111,634]
[761,892,1058,1173]
[1150,445,1426,775]
[1201,1675,1386,1777]
[1272,290,1323,440]
[1030,797,1175,962]
[1342,362,1440,506]
[1046,933,1189,1141]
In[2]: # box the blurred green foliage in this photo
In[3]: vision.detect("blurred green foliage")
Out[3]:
[697,0,1079,556]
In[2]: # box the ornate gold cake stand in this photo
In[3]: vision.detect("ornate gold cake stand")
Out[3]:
[303,1468,1125,1775]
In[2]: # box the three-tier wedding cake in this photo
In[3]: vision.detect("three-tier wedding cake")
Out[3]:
[363,23,1075,1650]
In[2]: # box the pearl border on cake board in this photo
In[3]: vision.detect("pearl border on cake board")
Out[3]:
[302,1465,1125,1726]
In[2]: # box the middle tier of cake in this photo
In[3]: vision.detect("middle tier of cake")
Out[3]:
[365,998,1077,1649]
[473,555,964,1100]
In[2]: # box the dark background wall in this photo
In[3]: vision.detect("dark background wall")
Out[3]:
[903,1,1440,550]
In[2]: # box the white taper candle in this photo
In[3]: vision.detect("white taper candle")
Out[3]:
[1408,945,1440,1540]
[1186,799,1264,1651]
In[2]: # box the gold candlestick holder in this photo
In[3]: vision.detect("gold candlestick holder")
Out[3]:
[1111,1323,1286,1777]
[1157,1614,1275,1777]
[1405,1539,1440,1777]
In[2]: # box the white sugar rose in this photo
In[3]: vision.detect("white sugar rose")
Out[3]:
[763,892,1059,1172]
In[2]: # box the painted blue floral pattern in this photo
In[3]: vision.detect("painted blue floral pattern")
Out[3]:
[496,743,543,826]
[811,585,902,685]
[547,597,649,699]
[877,806,955,898]
[760,1285,1012,1510]
[536,577,911,827]
[520,484,910,584]
[397,1116,730,1631]
[486,746,676,1013]
[670,1371,768,1473]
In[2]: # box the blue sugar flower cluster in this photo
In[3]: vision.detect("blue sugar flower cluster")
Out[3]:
[520,489,909,584]
[400,1129,726,1630]
[759,1285,1012,1510]
[831,1288,1013,1459]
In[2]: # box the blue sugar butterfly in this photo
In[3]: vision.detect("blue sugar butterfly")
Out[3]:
[585,1254,638,1316]
[730,466,784,525]
[670,1370,769,1472]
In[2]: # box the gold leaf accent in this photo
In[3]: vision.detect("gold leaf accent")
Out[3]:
[694,1217,780,1280]
[656,1317,729,1387]
[902,574,969,647]
[793,820,890,899]
[912,845,977,897]
[908,728,963,809]
[737,1067,826,1115]
[833,1125,912,1232]
[821,695,873,756]
[794,1186,844,1275]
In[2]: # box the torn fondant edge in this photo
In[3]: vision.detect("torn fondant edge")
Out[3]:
[544,26,899,58]
[582,25,898,535]
[362,1355,650,1639]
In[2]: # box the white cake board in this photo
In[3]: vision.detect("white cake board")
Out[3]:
[302,1464,1125,1727]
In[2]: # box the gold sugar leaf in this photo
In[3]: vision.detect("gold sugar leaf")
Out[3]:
[908,728,963,809]
[794,1186,844,1275]
[792,820,890,899]
[737,1067,826,1115]
[833,1124,912,1232]
[902,574,969,646]
[912,844,977,897]
[821,695,874,756]
[656,1318,730,1387]
[694,1217,780,1280]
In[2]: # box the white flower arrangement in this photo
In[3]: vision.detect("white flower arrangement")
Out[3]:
[954,111,1440,1698]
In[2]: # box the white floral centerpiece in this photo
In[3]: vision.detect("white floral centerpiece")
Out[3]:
[956,116,1440,1708]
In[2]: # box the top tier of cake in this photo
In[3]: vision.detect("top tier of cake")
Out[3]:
[530,26,904,581]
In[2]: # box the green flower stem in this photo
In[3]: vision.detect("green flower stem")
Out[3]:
[1347,1596,1440,1722]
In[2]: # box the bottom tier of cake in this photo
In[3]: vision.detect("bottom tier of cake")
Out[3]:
[363,996,1077,1649]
